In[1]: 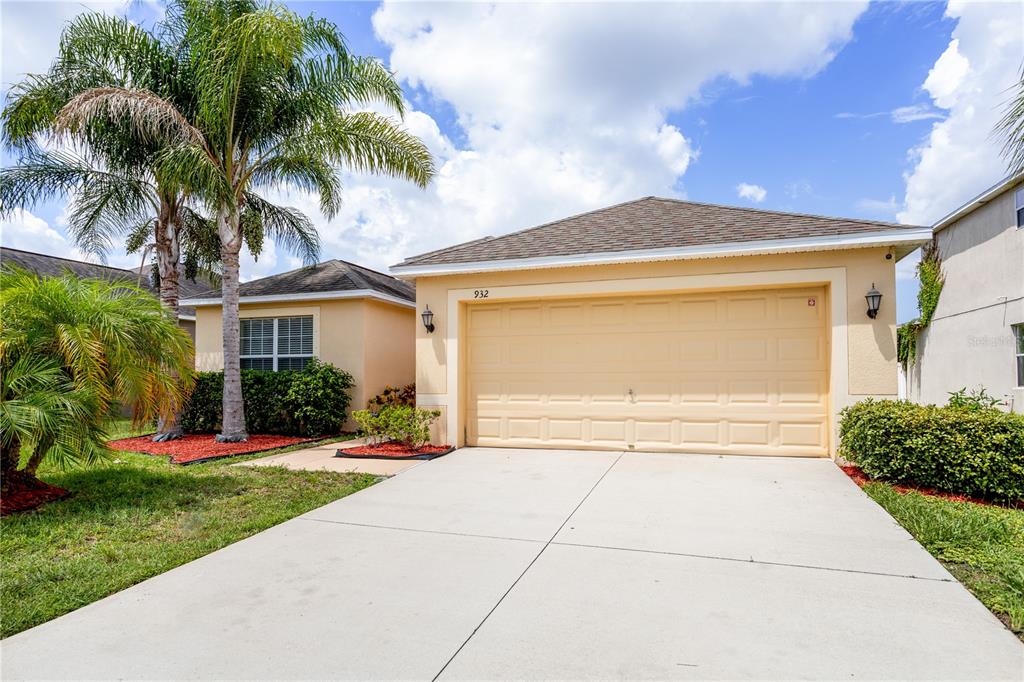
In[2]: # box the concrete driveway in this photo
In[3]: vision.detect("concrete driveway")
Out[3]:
[3,448,1022,680]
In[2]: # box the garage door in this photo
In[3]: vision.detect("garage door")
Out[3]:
[465,286,829,456]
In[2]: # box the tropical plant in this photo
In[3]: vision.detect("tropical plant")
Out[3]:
[0,268,195,495]
[55,0,434,441]
[352,406,440,447]
[367,383,417,411]
[995,64,1024,177]
[0,11,326,440]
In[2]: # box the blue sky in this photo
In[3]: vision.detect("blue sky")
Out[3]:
[1,1,1020,323]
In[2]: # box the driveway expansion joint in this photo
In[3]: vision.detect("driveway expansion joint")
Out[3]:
[430,451,627,682]
[549,540,955,583]
[298,517,544,545]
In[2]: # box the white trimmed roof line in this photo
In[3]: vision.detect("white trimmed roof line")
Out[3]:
[180,289,416,309]
[932,172,1024,233]
[390,227,933,278]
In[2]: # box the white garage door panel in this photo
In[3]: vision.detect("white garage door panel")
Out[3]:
[465,287,829,456]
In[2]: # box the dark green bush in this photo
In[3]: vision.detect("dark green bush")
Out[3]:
[181,362,354,437]
[839,399,1024,503]
[285,359,354,437]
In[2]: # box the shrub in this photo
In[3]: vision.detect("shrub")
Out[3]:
[368,383,416,411]
[947,386,1004,411]
[181,362,354,437]
[285,359,354,437]
[352,405,441,447]
[839,399,1024,503]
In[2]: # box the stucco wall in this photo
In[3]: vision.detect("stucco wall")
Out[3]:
[361,299,417,404]
[908,183,1024,411]
[193,298,415,425]
[412,246,899,452]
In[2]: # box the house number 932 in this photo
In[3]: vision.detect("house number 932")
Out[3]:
[474,289,490,299]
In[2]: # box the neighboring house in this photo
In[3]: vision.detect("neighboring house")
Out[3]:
[181,260,416,420]
[392,197,931,457]
[905,174,1024,412]
[0,246,208,341]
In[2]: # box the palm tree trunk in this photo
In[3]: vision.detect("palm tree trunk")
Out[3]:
[216,205,247,442]
[153,201,185,442]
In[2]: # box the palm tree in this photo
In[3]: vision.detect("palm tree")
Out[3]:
[57,0,435,441]
[995,64,1024,177]
[0,11,321,440]
[0,267,195,495]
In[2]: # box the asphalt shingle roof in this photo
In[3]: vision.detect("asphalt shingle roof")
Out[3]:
[192,259,415,303]
[397,196,926,267]
[0,246,213,317]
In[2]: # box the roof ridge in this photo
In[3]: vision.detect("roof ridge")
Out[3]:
[332,259,371,290]
[649,196,925,230]
[0,246,138,275]
[334,258,408,285]
[398,196,657,266]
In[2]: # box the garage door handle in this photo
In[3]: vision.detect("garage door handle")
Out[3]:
[628,388,635,403]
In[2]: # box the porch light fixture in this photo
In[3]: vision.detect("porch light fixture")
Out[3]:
[865,284,882,319]
[421,305,435,333]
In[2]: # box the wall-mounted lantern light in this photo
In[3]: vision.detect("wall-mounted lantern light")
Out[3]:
[421,305,435,333]
[865,284,882,319]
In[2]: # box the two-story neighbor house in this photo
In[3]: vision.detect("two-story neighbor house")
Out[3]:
[905,173,1024,412]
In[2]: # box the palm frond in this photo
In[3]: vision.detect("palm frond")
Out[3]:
[243,192,320,264]
[55,86,206,150]
[995,65,1024,177]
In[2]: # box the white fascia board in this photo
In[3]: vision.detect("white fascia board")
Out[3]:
[932,173,1023,233]
[180,289,415,309]
[390,228,934,278]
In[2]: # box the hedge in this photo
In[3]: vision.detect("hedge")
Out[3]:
[839,399,1024,503]
[181,359,354,437]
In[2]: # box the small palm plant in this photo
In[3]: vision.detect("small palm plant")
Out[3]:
[0,268,195,496]
[56,0,435,441]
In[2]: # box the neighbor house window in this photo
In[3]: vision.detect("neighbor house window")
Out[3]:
[240,316,313,371]
[1016,187,1024,229]
[1015,324,1024,387]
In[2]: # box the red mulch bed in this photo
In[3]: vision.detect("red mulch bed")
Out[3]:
[107,433,315,464]
[340,441,452,459]
[841,465,1023,509]
[1,481,70,516]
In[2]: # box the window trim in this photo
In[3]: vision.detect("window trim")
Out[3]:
[240,315,314,371]
[1015,187,1024,229]
[1014,324,1024,388]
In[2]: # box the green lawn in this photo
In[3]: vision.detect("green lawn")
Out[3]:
[1,438,375,639]
[863,482,1024,641]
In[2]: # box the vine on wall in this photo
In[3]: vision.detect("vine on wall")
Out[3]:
[897,241,945,369]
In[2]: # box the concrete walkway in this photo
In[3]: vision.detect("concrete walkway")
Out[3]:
[233,438,422,476]
[3,448,1022,680]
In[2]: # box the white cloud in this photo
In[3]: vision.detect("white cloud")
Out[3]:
[898,3,1024,225]
[889,105,945,124]
[0,210,78,257]
[834,104,945,124]
[736,183,767,203]
[856,195,899,217]
[291,1,868,272]
[1,1,128,88]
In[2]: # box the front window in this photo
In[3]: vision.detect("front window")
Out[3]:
[240,316,313,371]
[1016,187,1024,229]
[1015,324,1024,387]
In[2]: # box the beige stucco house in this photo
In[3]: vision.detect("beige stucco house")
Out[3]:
[391,197,931,457]
[182,260,416,420]
[905,173,1024,412]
